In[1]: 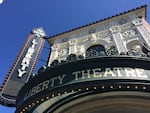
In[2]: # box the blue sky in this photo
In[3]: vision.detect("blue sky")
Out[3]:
[0,0,150,112]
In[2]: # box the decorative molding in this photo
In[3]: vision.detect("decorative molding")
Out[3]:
[109,26,121,33]
[69,39,76,45]
[88,29,96,34]
[132,18,143,26]
[134,21,150,48]
[122,29,136,38]
[58,49,68,57]
[118,18,128,25]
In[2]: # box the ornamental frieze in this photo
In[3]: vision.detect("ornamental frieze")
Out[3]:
[58,49,68,57]
[132,18,143,26]
[109,26,121,33]
[122,29,137,38]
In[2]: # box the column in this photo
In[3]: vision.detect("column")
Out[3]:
[48,44,58,66]
[130,15,150,48]
[110,26,127,54]
[69,39,76,54]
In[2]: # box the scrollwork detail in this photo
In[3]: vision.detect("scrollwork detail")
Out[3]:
[109,26,120,33]
[122,30,136,38]
[132,18,142,26]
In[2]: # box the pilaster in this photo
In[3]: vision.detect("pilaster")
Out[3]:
[110,26,127,54]
[69,39,77,54]
[130,15,150,48]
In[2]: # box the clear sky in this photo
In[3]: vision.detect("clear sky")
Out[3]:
[0,0,150,113]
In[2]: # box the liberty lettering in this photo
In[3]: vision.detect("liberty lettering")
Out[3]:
[18,69,26,77]
[17,39,38,77]
[24,75,66,100]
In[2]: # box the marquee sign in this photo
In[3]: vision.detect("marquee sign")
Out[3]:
[0,28,46,106]
[15,56,150,112]
[23,67,150,101]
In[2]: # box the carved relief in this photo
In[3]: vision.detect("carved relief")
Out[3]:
[58,49,68,57]
[132,18,142,26]
[133,20,150,47]
[88,29,96,34]
[51,44,58,51]
[76,45,84,54]
[105,36,113,42]
[122,29,136,38]
[111,30,127,53]
[109,26,120,33]
[106,45,118,55]
[101,30,110,36]
[120,22,134,31]
[91,34,97,41]
[69,39,76,45]
[86,35,93,41]
[95,33,102,39]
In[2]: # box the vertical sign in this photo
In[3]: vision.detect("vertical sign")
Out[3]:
[0,27,46,107]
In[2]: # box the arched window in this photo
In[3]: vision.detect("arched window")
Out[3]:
[86,45,106,58]
[127,40,150,56]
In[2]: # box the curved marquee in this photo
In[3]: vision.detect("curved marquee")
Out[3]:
[16,56,150,113]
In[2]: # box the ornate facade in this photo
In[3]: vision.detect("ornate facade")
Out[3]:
[15,5,150,113]
[48,5,150,66]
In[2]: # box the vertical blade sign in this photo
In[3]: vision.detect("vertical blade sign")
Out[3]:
[0,27,46,107]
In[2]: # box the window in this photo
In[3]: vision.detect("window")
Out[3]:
[86,45,105,58]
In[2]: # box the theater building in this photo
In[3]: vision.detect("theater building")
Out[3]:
[15,5,150,113]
